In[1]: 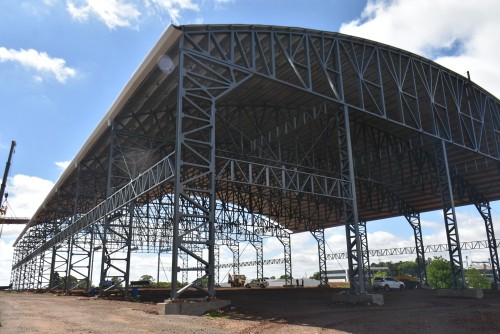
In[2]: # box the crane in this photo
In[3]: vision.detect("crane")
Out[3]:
[0,140,16,215]
[0,140,29,226]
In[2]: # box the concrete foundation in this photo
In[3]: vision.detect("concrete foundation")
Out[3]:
[332,293,384,305]
[437,288,483,299]
[158,298,231,316]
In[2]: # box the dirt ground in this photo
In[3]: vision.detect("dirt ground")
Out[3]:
[1,287,500,334]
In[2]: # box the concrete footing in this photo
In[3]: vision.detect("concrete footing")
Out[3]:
[158,298,231,316]
[437,288,483,299]
[332,293,384,305]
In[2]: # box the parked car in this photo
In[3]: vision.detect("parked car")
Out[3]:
[245,278,269,288]
[373,276,405,291]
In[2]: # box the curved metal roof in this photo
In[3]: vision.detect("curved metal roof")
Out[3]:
[16,24,500,244]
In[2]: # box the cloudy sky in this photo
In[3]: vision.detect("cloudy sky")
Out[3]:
[1,0,499,285]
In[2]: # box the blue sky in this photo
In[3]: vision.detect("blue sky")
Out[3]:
[1,0,500,284]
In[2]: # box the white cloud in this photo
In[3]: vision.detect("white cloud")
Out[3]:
[340,0,500,98]
[0,47,77,83]
[5,174,54,218]
[0,239,16,285]
[146,0,200,24]
[0,174,53,284]
[42,0,58,6]
[66,0,141,29]
[55,160,71,172]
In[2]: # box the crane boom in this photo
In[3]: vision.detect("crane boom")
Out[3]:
[0,140,16,214]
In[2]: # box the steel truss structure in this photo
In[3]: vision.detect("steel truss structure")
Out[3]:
[11,25,500,298]
[217,238,500,269]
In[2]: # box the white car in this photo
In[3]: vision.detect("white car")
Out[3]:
[373,276,405,291]
[245,279,269,288]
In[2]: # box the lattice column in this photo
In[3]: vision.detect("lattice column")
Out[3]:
[170,30,252,299]
[228,243,240,275]
[277,233,293,286]
[178,252,187,284]
[337,106,364,293]
[67,229,94,291]
[250,238,264,280]
[434,140,465,289]
[474,200,500,286]
[214,245,220,286]
[358,220,371,285]
[170,47,217,300]
[405,211,427,285]
[99,124,136,296]
[25,256,37,289]
[37,250,51,290]
[50,240,70,291]
[310,227,328,286]
[10,247,21,289]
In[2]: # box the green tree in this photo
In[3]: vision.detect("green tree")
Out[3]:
[465,268,490,289]
[427,256,452,289]
[309,272,321,280]
[280,274,293,279]
[140,274,154,282]
[61,275,79,290]
[397,261,418,277]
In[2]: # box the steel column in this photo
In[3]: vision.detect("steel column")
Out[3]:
[405,211,427,285]
[358,220,371,285]
[434,140,466,289]
[250,239,264,280]
[474,200,500,285]
[337,105,364,294]
[310,227,328,286]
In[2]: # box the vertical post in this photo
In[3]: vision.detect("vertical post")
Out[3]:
[310,227,328,286]
[405,211,427,285]
[474,200,500,287]
[434,140,466,289]
[214,244,220,286]
[229,243,240,275]
[250,238,264,280]
[123,202,135,297]
[337,105,364,294]
[99,121,115,295]
[171,40,217,299]
[359,220,371,285]
[277,232,293,286]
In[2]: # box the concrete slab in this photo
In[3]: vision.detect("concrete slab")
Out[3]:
[331,293,384,305]
[158,298,231,316]
[437,288,483,299]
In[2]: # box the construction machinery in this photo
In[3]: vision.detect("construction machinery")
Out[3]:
[228,274,246,287]
[394,274,421,289]
[0,140,16,216]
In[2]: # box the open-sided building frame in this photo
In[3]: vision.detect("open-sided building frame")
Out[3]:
[11,24,500,298]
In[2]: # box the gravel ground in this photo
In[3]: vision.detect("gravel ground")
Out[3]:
[1,288,500,334]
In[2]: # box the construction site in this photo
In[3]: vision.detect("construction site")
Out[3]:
[1,24,500,331]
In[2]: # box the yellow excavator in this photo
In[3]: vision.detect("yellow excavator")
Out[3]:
[228,274,246,287]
